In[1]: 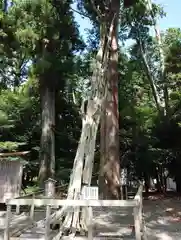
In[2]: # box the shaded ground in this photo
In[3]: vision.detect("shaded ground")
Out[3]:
[91,194,181,239]
[144,196,181,240]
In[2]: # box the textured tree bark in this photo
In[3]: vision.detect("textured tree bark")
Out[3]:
[100,0,121,200]
[99,104,107,199]
[51,30,111,240]
[38,84,55,187]
[51,5,121,237]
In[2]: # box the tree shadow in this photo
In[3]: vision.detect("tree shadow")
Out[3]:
[91,198,181,239]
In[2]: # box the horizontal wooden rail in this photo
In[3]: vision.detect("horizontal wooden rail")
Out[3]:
[0,151,30,157]
[7,198,138,207]
[5,184,144,240]
[15,191,43,199]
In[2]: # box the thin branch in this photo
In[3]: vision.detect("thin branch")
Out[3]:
[70,6,91,20]
[70,1,104,22]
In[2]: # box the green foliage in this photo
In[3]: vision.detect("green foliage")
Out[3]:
[1,0,181,191]
[0,0,84,185]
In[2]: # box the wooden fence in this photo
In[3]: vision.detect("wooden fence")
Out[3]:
[4,184,144,240]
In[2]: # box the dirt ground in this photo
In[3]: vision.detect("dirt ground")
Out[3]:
[82,192,181,239]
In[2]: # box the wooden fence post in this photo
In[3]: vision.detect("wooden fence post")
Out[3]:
[81,186,98,240]
[139,188,143,231]
[16,204,20,215]
[44,179,56,240]
[134,204,141,240]
[45,205,51,240]
[4,204,11,240]
[87,206,93,240]
[125,185,128,200]
[134,184,143,240]
[30,194,35,220]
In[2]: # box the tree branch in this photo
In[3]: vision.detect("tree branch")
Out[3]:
[89,0,103,20]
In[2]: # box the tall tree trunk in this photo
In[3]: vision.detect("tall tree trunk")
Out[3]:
[51,5,120,238]
[38,83,55,187]
[99,0,121,200]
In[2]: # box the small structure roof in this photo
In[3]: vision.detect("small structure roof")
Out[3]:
[0,151,30,164]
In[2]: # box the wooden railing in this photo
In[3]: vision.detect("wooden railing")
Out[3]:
[4,184,144,240]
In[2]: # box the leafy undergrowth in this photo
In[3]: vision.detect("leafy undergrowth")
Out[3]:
[21,185,40,195]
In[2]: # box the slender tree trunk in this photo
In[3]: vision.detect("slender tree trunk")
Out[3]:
[155,166,162,193]
[137,38,162,114]
[175,176,181,193]
[144,173,149,194]
[100,0,121,200]
[146,0,169,116]
[38,83,55,187]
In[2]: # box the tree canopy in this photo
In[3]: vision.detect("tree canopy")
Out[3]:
[1,0,181,193]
